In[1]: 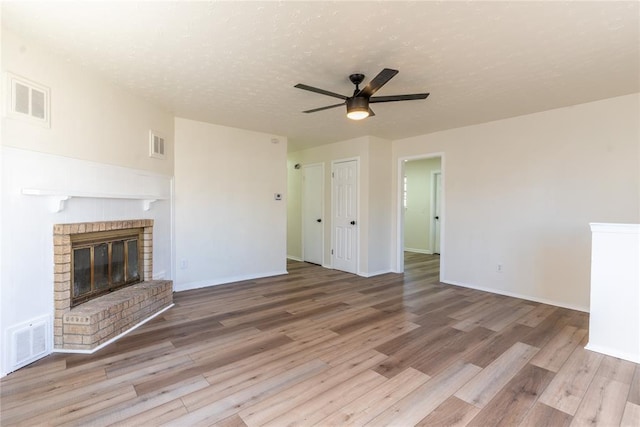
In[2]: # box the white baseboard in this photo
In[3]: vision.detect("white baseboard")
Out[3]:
[585,343,640,364]
[359,269,394,278]
[404,248,433,254]
[287,255,303,262]
[174,270,289,292]
[53,303,174,354]
[441,278,590,313]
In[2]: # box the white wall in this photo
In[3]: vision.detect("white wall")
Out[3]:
[404,157,441,253]
[1,28,174,175]
[1,29,174,376]
[286,157,303,260]
[392,93,640,311]
[287,135,393,276]
[173,118,287,291]
[367,136,393,275]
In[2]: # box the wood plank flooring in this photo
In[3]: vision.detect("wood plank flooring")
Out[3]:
[1,253,638,426]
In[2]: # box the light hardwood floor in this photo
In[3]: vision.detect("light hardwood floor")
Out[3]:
[1,253,638,426]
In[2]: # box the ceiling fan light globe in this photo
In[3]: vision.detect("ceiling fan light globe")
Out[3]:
[347,110,369,120]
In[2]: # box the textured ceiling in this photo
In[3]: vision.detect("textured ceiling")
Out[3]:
[3,1,639,152]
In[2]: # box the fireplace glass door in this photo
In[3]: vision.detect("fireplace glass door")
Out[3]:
[71,229,142,306]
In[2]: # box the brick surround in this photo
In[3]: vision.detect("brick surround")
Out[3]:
[53,219,173,351]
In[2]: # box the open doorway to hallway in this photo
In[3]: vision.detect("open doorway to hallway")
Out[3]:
[399,155,443,275]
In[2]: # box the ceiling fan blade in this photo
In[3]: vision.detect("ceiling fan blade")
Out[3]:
[294,84,348,100]
[303,102,345,113]
[369,93,430,103]
[368,108,375,117]
[356,68,399,98]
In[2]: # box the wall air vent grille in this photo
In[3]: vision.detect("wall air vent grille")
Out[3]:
[5,72,51,127]
[7,315,51,373]
[149,131,166,159]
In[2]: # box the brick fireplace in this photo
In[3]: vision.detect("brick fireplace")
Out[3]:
[53,219,173,351]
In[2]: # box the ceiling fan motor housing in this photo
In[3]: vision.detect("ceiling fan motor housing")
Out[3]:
[347,96,369,111]
[346,97,369,120]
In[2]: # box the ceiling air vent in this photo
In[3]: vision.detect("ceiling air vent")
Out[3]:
[149,130,166,159]
[5,72,50,127]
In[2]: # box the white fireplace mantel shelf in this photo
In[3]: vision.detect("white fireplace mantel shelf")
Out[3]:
[21,188,168,212]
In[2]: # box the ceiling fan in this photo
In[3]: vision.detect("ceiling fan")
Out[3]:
[294,68,429,120]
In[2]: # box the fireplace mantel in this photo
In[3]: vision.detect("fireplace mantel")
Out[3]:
[22,188,168,212]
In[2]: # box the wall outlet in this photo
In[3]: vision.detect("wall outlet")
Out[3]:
[180,259,188,270]
[497,264,503,273]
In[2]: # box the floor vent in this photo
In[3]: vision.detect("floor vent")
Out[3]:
[7,315,51,373]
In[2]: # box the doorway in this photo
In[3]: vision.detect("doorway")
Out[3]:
[302,163,324,265]
[398,155,443,275]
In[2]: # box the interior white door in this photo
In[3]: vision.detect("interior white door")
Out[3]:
[302,164,323,265]
[432,171,442,254]
[332,160,358,274]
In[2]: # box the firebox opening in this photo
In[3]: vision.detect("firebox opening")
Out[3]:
[71,228,143,307]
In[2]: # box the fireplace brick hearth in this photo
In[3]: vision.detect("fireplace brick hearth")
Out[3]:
[53,219,173,351]
[61,280,172,349]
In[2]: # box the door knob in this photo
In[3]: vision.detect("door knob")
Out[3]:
[435,216,439,220]
[316,219,322,223]
[350,220,356,225]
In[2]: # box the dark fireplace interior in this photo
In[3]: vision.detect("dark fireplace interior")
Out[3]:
[71,228,143,307]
